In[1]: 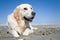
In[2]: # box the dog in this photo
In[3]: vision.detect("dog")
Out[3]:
[7,4,38,37]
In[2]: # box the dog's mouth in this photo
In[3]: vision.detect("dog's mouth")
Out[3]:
[24,16,34,22]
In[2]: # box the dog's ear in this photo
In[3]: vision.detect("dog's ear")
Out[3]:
[14,8,20,20]
[13,7,22,25]
[13,7,26,32]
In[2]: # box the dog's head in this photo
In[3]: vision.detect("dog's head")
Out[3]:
[14,4,36,22]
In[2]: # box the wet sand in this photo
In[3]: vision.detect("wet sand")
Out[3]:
[0,24,60,40]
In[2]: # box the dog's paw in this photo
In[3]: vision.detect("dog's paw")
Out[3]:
[9,30,19,37]
[23,28,34,36]
[33,27,38,31]
[13,34,19,37]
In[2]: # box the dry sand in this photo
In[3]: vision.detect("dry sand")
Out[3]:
[0,24,60,40]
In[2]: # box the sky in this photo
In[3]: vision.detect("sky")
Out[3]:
[0,0,60,24]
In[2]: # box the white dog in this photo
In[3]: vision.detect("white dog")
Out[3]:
[8,4,37,37]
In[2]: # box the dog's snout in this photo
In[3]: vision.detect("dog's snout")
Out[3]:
[31,12,36,16]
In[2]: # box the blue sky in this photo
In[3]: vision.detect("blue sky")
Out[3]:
[0,0,60,24]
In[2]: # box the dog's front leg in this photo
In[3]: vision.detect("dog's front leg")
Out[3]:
[9,29,19,37]
[23,28,34,36]
[23,24,38,36]
[8,22,19,37]
[30,24,38,30]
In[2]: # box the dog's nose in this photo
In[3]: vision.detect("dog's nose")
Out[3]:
[31,12,36,16]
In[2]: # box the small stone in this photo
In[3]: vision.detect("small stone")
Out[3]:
[7,32,9,34]
[42,33,45,35]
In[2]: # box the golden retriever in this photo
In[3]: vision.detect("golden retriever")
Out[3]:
[8,4,37,37]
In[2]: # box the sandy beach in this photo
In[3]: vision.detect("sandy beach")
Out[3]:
[0,24,60,40]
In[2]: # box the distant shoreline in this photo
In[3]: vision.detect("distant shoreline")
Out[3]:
[0,24,60,28]
[0,24,60,25]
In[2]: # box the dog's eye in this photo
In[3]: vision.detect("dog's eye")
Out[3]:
[31,8,32,9]
[24,8,27,10]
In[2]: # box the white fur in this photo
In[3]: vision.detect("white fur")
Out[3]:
[8,4,37,37]
[17,4,33,18]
